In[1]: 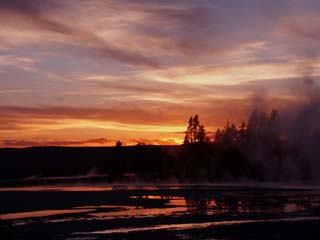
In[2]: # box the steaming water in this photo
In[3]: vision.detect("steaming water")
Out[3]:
[1,181,320,239]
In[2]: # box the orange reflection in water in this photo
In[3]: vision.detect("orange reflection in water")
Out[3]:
[130,195,187,206]
[90,206,187,219]
[75,216,320,235]
[0,209,95,220]
[0,186,114,192]
[0,185,179,192]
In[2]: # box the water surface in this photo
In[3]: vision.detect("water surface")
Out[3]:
[1,182,320,239]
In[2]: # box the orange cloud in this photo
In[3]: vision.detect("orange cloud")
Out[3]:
[0,138,113,148]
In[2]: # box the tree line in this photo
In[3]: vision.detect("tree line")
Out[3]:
[0,108,316,182]
[180,109,311,182]
[184,109,280,146]
[106,108,313,182]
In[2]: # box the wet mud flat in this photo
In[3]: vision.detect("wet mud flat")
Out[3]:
[1,184,320,239]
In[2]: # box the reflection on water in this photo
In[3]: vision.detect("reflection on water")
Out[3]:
[0,185,114,192]
[75,216,320,235]
[0,209,95,220]
[0,184,181,192]
[1,184,320,239]
[90,206,187,219]
[3,182,320,192]
[3,192,319,223]
[2,189,320,220]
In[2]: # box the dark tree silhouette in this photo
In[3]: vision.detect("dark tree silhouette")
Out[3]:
[116,140,122,147]
[214,121,238,145]
[184,114,209,144]
[197,124,207,143]
[238,120,247,143]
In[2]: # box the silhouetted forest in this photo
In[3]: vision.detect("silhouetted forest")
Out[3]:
[181,109,314,182]
[0,108,318,182]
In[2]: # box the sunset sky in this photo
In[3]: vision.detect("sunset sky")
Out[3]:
[1,0,320,147]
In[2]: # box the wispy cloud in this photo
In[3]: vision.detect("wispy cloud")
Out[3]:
[0,0,159,67]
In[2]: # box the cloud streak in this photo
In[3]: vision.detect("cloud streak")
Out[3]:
[0,138,113,148]
[0,0,159,67]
